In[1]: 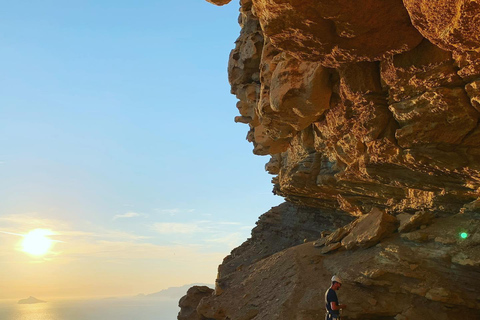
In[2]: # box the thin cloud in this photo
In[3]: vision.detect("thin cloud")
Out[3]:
[151,220,251,249]
[153,220,243,234]
[151,220,243,235]
[216,222,242,226]
[0,213,149,242]
[0,213,70,231]
[152,222,201,234]
[155,208,195,216]
[56,229,151,241]
[205,232,245,248]
[113,212,147,220]
[160,209,180,215]
[0,231,24,237]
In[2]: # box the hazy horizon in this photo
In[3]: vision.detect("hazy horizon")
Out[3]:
[0,282,213,302]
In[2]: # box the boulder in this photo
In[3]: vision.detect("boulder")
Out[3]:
[178,286,214,320]
[341,208,398,249]
[398,210,435,233]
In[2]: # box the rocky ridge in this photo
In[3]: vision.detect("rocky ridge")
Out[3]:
[197,208,480,319]
[179,0,480,319]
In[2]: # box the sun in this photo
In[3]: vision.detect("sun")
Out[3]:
[21,229,54,256]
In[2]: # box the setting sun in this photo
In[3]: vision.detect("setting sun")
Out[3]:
[21,229,54,256]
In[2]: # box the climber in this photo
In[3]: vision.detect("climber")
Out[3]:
[325,275,347,320]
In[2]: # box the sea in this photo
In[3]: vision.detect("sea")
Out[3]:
[0,299,180,320]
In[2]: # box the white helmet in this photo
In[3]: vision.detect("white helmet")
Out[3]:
[331,275,342,284]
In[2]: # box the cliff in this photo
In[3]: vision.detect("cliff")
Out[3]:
[179,1,480,319]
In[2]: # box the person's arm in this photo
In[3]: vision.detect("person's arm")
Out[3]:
[330,302,347,310]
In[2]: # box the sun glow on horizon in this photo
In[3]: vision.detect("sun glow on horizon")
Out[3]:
[21,229,54,256]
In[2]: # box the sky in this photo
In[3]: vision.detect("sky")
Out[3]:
[0,0,282,299]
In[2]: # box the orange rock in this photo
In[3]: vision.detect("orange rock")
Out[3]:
[178,286,214,320]
[223,0,480,215]
[205,0,232,6]
[380,39,463,103]
[404,0,480,52]
[251,0,422,67]
[194,0,480,318]
[389,87,478,147]
[341,208,398,249]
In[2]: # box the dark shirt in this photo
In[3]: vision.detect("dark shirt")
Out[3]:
[325,288,340,315]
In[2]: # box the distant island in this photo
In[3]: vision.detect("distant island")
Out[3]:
[18,296,46,304]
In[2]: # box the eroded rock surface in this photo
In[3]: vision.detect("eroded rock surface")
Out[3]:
[196,209,480,320]
[251,0,423,67]
[403,0,480,52]
[340,207,398,250]
[226,0,480,215]
[180,0,480,319]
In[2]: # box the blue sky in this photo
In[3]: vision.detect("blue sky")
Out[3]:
[0,1,282,298]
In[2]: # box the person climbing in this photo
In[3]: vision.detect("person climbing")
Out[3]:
[325,275,347,320]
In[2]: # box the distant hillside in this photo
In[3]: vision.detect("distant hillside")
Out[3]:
[141,283,213,300]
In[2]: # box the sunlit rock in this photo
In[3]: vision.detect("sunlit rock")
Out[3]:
[403,0,480,52]
[178,286,214,320]
[189,0,480,319]
[251,0,422,67]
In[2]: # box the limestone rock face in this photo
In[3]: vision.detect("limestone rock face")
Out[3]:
[215,202,354,284]
[224,0,480,215]
[403,0,480,52]
[263,56,332,141]
[388,87,478,147]
[193,207,480,320]
[251,0,423,67]
[182,1,480,319]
